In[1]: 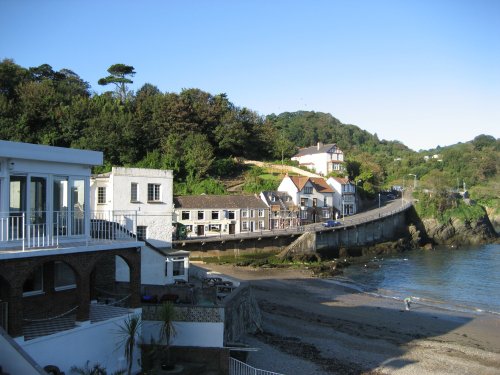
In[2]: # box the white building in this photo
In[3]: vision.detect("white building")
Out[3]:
[291,142,344,176]
[91,167,189,285]
[326,177,357,215]
[0,140,142,375]
[91,167,174,248]
[173,195,270,237]
[277,175,334,224]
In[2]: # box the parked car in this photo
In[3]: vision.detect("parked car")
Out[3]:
[323,220,341,228]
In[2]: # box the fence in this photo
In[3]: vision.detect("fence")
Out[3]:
[229,358,284,375]
[0,210,138,250]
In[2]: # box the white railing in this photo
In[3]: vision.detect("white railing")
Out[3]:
[0,210,138,250]
[229,358,284,375]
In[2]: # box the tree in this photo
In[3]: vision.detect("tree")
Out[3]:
[115,314,142,375]
[159,302,177,369]
[98,64,135,102]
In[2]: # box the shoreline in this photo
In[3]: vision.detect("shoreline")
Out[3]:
[197,263,500,374]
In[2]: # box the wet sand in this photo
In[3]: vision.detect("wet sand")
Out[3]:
[197,263,500,374]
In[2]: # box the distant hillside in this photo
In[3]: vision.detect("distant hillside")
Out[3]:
[0,59,498,201]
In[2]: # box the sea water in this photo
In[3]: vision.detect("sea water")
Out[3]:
[340,244,500,315]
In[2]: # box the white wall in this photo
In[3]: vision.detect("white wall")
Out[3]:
[142,320,224,347]
[17,310,142,375]
[91,167,174,247]
[0,330,42,375]
[277,177,299,205]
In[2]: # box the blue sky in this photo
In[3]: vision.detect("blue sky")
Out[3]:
[1,0,499,151]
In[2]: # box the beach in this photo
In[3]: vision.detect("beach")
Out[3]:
[197,263,500,375]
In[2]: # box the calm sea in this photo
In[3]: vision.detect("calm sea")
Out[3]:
[339,243,500,315]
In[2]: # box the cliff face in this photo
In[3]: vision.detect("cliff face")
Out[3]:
[419,216,497,247]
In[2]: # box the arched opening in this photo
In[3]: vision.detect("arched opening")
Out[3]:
[21,261,79,339]
[90,254,132,308]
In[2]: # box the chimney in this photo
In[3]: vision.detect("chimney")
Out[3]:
[317,142,322,150]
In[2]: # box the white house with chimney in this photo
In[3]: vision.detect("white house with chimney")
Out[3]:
[291,142,345,176]
[277,175,335,224]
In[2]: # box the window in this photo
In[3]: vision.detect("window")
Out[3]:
[197,211,204,220]
[259,220,265,229]
[250,210,255,218]
[97,186,106,204]
[242,221,248,231]
[209,224,221,232]
[181,211,190,220]
[172,258,185,277]
[227,211,235,220]
[300,197,308,207]
[137,226,147,241]
[147,183,161,202]
[131,183,138,202]
[211,211,219,220]
[303,186,313,194]
[241,210,248,218]
[322,210,330,219]
[300,211,308,219]
[258,209,265,217]
[324,197,329,207]
[23,265,43,296]
[313,198,317,207]
[54,262,76,291]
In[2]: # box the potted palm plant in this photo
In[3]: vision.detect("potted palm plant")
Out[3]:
[116,314,142,375]
[159,302,177,371]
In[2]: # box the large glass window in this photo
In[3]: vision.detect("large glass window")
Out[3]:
[71,179,85,235]
[9,176,26,213]
[53,177,68,235]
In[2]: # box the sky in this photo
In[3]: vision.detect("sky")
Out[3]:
[1,0,499,151]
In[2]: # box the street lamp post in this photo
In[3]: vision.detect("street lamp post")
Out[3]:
[378,193,381,208]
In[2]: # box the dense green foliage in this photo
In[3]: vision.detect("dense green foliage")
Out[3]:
[1,59,498,206]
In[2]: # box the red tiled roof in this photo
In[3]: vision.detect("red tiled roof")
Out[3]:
[289,176,334,193]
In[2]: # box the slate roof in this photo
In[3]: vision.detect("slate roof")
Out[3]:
[289,176,334,193]
[261,191,297,210]
[330,176,350,185]
[293,143,342,157]
[174,195,268,209]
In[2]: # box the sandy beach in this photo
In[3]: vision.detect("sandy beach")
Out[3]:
[197,263,500,375]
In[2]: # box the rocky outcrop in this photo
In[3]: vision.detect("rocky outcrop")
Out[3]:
[484,206,500,233]
[420,216,497,247]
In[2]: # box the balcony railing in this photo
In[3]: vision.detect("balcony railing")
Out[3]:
[0,210,138,251]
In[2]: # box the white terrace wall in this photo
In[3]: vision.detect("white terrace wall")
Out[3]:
[16,309,142,375]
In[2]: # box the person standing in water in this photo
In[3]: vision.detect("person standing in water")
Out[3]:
[404,297,412,311]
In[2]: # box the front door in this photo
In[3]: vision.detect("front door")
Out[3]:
[197,225,205,236]
[228,224,235,234]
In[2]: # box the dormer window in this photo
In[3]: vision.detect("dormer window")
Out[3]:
[303,187,313,194]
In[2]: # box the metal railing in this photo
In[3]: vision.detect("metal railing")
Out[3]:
[229,358,284,375]
[0,210,138,250]
[175,201,413,243]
